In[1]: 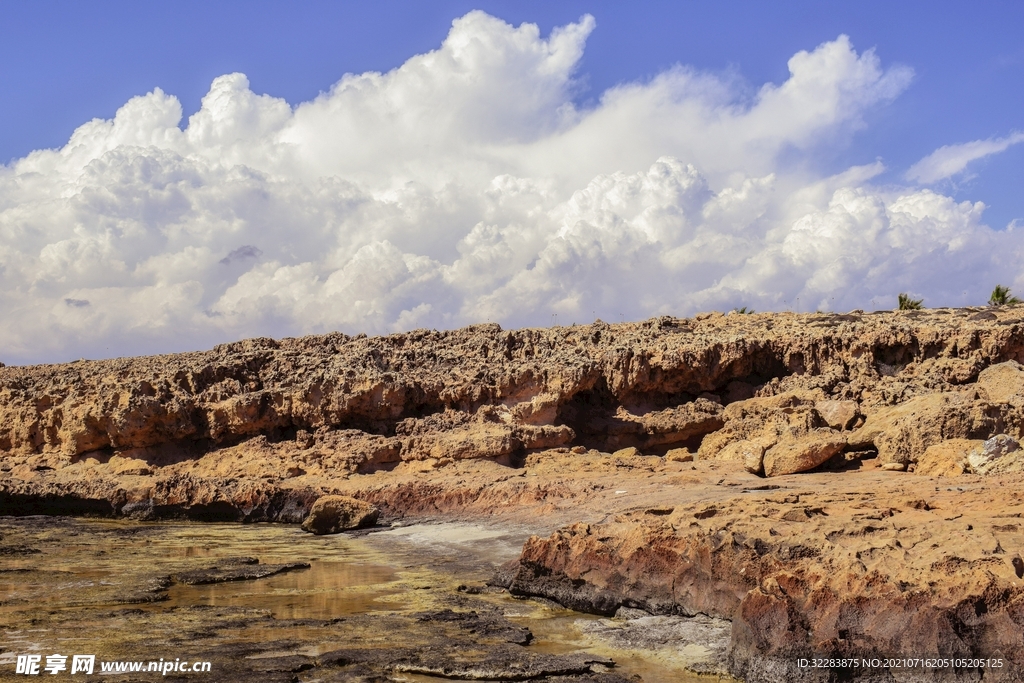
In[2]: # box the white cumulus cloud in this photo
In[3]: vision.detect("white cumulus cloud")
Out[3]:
[1,10,1021,364]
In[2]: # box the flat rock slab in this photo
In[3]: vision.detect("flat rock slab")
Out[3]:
[172,560,310,585]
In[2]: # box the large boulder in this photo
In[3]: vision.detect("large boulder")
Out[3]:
[301,495,379,535]
[976,360,1024,405]
[717,440,766,475]
[968,434,1024,475]
[697,391,825,461]
[814,399,861,431]
[762,430,847,477]
[915,438,983,477]
[848,392,1001,466]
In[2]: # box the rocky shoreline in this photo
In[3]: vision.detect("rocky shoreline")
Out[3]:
[3,308,1024,681]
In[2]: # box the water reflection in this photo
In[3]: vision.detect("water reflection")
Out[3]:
[167,560,397,619]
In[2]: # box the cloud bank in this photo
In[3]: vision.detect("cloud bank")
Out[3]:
[1,11,1022,364]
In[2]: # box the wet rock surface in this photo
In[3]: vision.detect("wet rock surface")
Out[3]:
[171,558,311,585]
[0,517,708,683]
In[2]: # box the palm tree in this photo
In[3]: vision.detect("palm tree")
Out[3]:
[989,285,1022,306]
[732,306,754,314]
[897,293,923,310]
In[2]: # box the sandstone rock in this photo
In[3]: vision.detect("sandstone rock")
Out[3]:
[762,430,846,477]
[630,400,725,447]
[848,392,1002,466]
[915,438,983,476]
[968,434,1024,475]
[664,448,693,462]
[698,391,826,461]
[880,462,906,471]
[506,473,1024,682]
[300,495,379,535]
[814,399,860,430]
[717,440,764,475]
[976,360,1024,404]
[612,447,642,459]
[572,400,724,452]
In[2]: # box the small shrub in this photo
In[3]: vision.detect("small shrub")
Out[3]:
[732,306,754,314]
[897,293,923,310]
[989,285,1022,306]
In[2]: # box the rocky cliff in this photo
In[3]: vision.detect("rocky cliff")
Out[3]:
[3,307,1024,681]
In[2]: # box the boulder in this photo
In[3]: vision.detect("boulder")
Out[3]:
[848,392,1001,466]
[698,391,825,461]
[664,448,693,462]
[718,440,765,475]
[976,360,1024,405]
[814,399,860,431]
[301,495,379,535]
[915,438,983,476]
[762,431,847,477]
[968,434,1024,475]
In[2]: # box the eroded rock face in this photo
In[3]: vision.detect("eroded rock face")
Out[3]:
[500,473,1024,682]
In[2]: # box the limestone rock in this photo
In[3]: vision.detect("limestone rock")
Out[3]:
[717,440,765,475]
[300,495,379,535]
[814,399,860,430]
[976,360,1024,405]
[664,448,693,462]
[762,430,846,477]
[848,392,1002,466]
[968,434,1024,475]
[916,438,983,476]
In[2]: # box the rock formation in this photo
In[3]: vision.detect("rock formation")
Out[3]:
[3,306,1024,681]
[300,494,379,534]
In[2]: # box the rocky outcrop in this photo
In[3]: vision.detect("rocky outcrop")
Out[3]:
[3,308,1024,472]
[499,471,1024,682]
[5,308,1024,681]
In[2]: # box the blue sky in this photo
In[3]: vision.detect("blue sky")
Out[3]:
[1,2,1023,363]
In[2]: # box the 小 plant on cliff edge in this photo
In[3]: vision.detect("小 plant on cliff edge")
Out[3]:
[989,285,1022,306]
[897,293,923,310]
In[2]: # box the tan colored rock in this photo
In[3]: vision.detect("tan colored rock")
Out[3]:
[717,440,765,475]
[664,448,693,462]
[762,430,846,477]
[300,495,379,535]
[577,400,724,452]
[848,392,1001,466]
[699,391,825,461]
[915,438,982,476]
[976,360,1024,405]
[631,400,725,447]
[506,466,1024,681]
[880,462,906,471]
[612,447,643,459]
[814,399,860,430]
